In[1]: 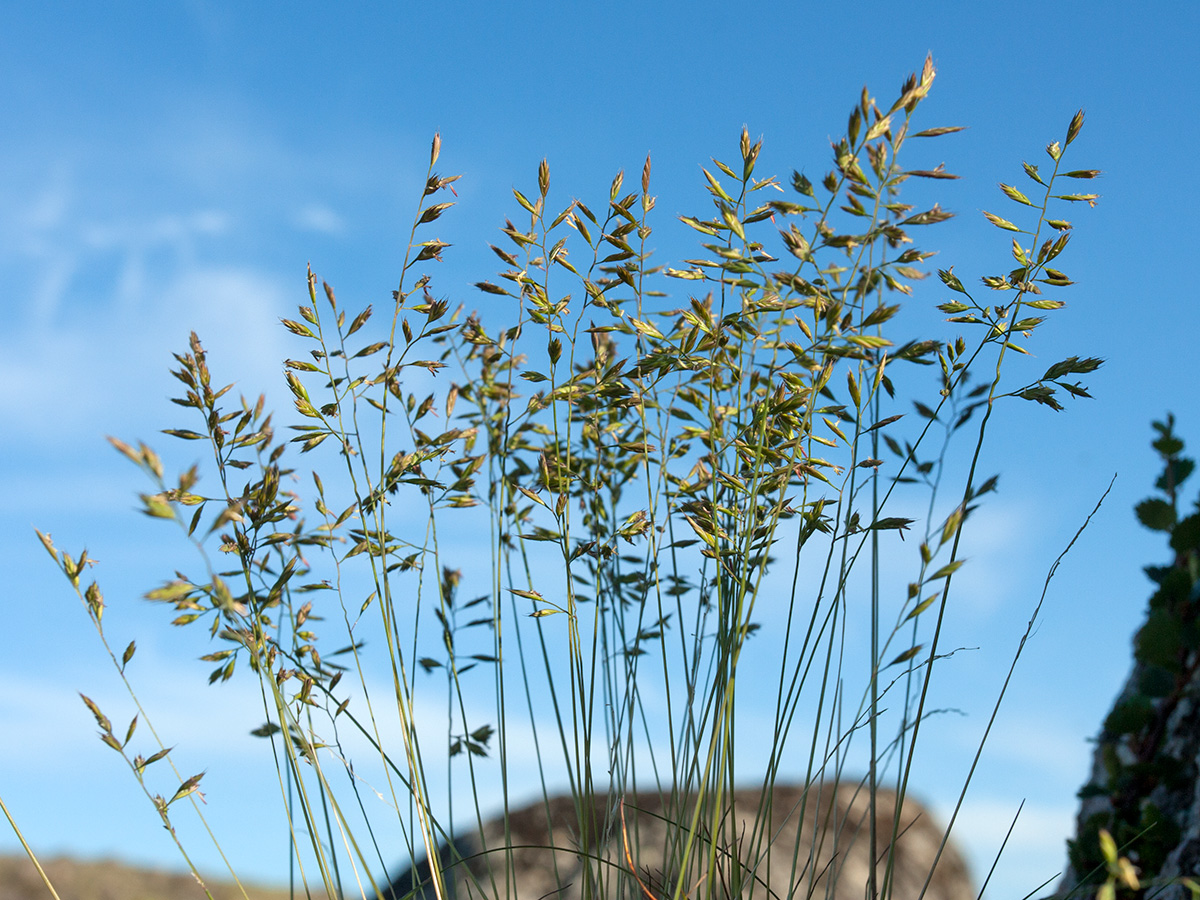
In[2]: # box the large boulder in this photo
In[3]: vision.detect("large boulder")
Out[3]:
[379,781,972,900]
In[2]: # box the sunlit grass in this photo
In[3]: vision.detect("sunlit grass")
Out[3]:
[20,57,1112,900]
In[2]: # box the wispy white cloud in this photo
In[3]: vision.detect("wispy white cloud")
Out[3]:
[23,164,73,232]
[5,165,80,324]
[947,498,1038,618]
[980,713,1092,783]
[294,203,346,235]
[953,795,1075,898]
[1,672,99,765]
[80,209,232,252]
[0,262,291,445]
[1,662,264,769]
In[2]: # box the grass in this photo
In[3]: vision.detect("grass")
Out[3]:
[16,56,1111,900]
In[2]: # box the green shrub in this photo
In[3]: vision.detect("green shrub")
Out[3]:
[1066,415,1200,898]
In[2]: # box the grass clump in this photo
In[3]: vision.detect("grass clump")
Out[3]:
[19,56,1108,900]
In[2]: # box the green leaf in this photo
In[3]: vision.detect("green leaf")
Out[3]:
[982,211,1021,232]
[665,267,706,280]
[1022,162,1046,185]
[353,342,388,359]
[791,171,815,197]
[999,183,1034,206]
[906,593,939,621]
[862,304,901,327]
[145,581,196,602]
[911,126,965,137]
[846,370,861,409]
[887,645,923,667]
[280,318,315,339]
[345,305,373,337]
[512,188,538,215]
[869,517,915,536]
[419,202,454,224]
[475,281,512,296]
[866,414,903,433]
[864,114,893,142]
[1040,268,1073,286]
[80,694,113,734]
[1135,497,1175,532]
[938,268,966,293]
[140,493,175,519]
[1158,457,1196,494]
[702,168,733,202]
[845,335,892,349]
[930,559,966,580]
[907,164,959,179]
[1018,385,1063,410]
[683,515,718,548]
[712,157,737,179]
[507,588,544,601]
[1065,109,1085,145]
[678,215,718,236]
[517,486,549,508]
[169,772,206,806]
[721,208,745,241]
[941,506,964,545]
[1042,356,1103,380]
[629,317,665,340]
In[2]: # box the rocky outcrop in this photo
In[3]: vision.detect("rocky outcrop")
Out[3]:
[1060,416,1200,899]
[0,854,320,900]
[379,781,972,900]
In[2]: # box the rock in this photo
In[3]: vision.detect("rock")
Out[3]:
[0,854,318,900]
[378,781,972,900]
[1058,416,1200,899]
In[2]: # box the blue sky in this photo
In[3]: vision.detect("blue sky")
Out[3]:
[2,3,1198,898]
